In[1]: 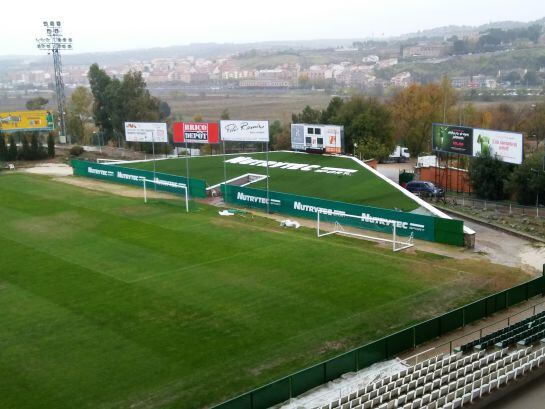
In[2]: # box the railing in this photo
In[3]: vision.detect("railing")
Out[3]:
[405,298,545,366]
[444,194,544,219]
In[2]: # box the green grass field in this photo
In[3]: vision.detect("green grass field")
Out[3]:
[122,151,420,212]
[0,173,529,409]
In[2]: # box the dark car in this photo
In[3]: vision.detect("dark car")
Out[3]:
[405,181,444,197]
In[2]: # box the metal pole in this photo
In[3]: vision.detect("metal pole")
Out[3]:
[184,185,189,213]
[266,142,270,214]
[152,133,157,191]
[185,141,190,196]
[223,139,227,198]
[393,223,396,251]
[143,179,147,203]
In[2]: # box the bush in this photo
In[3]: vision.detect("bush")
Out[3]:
[468,151,512,200]
[47,134,55,158]
[69,145,84,156]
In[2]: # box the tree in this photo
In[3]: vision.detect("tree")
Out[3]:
[88,64,165,144]
[30,133,41,160]
[20,135,31,160]
[159,101,171,119]
[88,64,114,137]
[269,120,290,150]
[320,96,344,123]
[468,151,511,200]
[292,105,322,123]
[331,96,395,156]
[47,133,55,158]
[0,135,6,161]
[66,86,93,143]
[7,136,17,161]
[389,82,457,155]
[507,152,545,205]
[25,97,49,110]
[220,108,230,120]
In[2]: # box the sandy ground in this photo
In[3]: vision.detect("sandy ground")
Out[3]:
[376,162,415,184]
[20,163,73,177]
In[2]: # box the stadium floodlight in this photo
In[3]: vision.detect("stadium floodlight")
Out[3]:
[36,19,73,143]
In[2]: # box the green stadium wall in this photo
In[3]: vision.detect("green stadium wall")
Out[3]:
[71,160,207,198]
[222,185,464,246]
[212,275,545,409]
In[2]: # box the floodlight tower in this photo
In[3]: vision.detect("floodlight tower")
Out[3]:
[36,21,73,143]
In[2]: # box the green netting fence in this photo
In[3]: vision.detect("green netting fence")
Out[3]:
[71,160,207,198]
[212,275,545,409]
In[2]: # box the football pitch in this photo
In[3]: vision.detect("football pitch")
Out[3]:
[0,173,529,409]
[121,151,420,212]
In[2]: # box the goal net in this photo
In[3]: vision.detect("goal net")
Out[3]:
[316,211,414,252]
[142,178,189,212]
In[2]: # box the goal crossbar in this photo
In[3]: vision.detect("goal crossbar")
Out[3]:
[317,211,414,252]
[142,178,189,212]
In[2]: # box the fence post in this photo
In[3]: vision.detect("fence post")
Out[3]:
[509,203,512,215]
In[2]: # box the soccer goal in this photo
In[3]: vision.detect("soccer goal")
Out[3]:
[316,211,414,252]
[142,178,189,212]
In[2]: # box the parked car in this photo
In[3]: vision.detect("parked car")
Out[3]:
[405,181,444,197]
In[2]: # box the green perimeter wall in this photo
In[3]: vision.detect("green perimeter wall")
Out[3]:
[213,276,545,409]
[71,160,207,198]
[223,185,464,246]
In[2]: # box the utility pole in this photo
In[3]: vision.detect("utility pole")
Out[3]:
[36,21,73,143]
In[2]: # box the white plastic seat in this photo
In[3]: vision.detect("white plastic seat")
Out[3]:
[480,383,489,395]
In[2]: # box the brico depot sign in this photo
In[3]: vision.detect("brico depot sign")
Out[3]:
[173,122,220,144]
[224,156,358,176]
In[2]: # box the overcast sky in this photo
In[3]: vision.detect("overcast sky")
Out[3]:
[2,0,543,56]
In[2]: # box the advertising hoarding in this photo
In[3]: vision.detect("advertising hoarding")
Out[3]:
[173,122,219,144]
[432,123,473,156]
[124,122,168,142]
[220,120,269,142]
[291,123,344,153]
[473,128,523,165]
[0,110,54,132]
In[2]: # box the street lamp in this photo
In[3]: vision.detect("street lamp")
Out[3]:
[36,21,73,144]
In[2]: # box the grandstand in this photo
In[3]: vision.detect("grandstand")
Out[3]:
[308,312,545,409]
[314,347,545,409]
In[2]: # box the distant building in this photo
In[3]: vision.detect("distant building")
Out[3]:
[390,72,412,87]
[402,44,448,59]
[239,79,291,88]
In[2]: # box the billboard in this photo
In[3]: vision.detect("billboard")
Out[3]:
[291,123,344,154]
[0,110,54,132]
[432,123,473,156]
[473,128,523,165]
[173,122,219,144]
[124,122,168,142]
[220,120,269,142]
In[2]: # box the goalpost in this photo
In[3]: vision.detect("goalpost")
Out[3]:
[316,211,414,252]
[142,178,189,212]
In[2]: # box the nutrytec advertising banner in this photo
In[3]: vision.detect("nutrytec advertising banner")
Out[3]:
[71,160,207,198]
[473,128,523,165]
[432,123,473,156]
[223,185,436,241]
[173,122,219,144]
[0,110,54,132]
[220,120,269,142]
[124,122,168,143]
